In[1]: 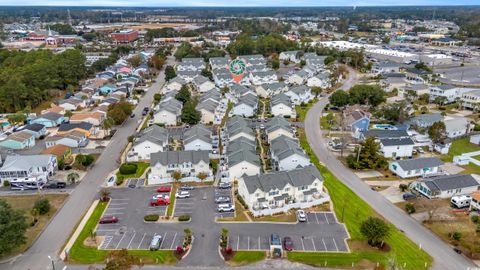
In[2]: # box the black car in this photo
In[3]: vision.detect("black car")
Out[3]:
[180,185,195,191]
[130,113,136,118]
[142,110,148,116]
[46,181,66,189]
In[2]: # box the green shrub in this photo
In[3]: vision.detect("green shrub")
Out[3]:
[34,198,51,215]
[450,231,462,241]
[119,163,138,175]
[115,178,124,186]
[178,215,191,222]
[399,184,408,192]
[236,194,248,210]
[144,214,159,222]
[405,203,416,214]
[471,215,479,224]
[3,180,10,187]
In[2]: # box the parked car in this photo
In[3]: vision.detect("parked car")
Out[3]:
[217,203,235,212]
[270,233,281,246]
[156,186,172,193]
[297,210,307,222]
[149,235,162,251]
[150,198,170,206]
[403,192,417,201]
[180,185,195,191]
[99,215,118,224]
[218,182,231,189]
[152,194,169,200]
[283,236,294,251]
[176,191,191,199]
[215,196,231,204]
[46,180,66,189]
[130,113,136,118]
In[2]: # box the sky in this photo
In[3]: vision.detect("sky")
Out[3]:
[1,0,480,6]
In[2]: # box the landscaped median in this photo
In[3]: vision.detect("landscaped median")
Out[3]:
[295,128,432,270]
[226,251,267,266]
[66,199,176,265]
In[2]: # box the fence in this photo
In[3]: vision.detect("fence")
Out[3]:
[249,195,330,217]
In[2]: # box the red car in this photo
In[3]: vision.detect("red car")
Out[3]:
[150,197,170,206]
[99,215,118,224]
[283,236,294,251]
[156,186,172,193]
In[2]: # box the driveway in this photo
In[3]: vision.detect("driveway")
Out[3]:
[304,67,476,270]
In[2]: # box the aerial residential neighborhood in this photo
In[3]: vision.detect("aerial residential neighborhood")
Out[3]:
[0,4,480,270]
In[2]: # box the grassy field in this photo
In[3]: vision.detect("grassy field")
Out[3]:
[166,185,177,217]
[0,194,68,260]
[227,251,266,266]
[68,200,177,264]
[295,100,317,122]
[440,138,480,162]
[294,128,432,269]
[116,162,150,182]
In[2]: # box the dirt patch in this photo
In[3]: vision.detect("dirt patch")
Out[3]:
[83,236,103,248]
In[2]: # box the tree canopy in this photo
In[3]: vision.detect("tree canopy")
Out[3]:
[0,200,28,256]
[360,217,391,246]
[329,90,350,107]
[49,23,76,35]
[175,85,191,104]
[347,136,387,170]
[227,33,298,56]
[0,49,86,112]
[428,121,447,143]
[164,65,176,81]
[107,101,133,125]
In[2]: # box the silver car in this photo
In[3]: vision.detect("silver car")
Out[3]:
[297,210,307,222]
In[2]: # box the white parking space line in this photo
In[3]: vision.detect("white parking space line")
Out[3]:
[115,233,127,249]
[127,232,136,249]
[301,237,305,251]
[311,238,316,251]
[247,236,250,250]
[324,213,329,224]
[96,229,118,232]
[315,213,320,224]
[332,238,339,251]
[237,236,240,251]
[137,233,146,249]
[106,207,125,210]
[305,214,309,224]
[170,233,177,249]
[109,203,129,205]
[160,232,167,249]
[258,236,260,249]
[322,238,327,251]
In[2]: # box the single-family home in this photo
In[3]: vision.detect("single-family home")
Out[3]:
[127,125,169,162]
[57,122,95,137]
[31,112,65,128]
[411,174,480,199]
[343,106,371,137]
[461,89,480,110]
[371,61,402,74]
[57,98,85,111]
[69,112,105,126]
[0,154,57,185]
[379,137,415,159]
[407,113,443,129]
[270,93,296,118]
[0,131,35,150]
[148,150,212,184]
[98,84,117,95]
[279,51,301,63]
[380,73,407,92]
[237,165,325,215]
[445,117,471,138]
[429,85,471,104]
[15,123,47,139]
[389,157,444,179]
[183,125,212,151]
[41,144,72,164]
[45,130,88,148]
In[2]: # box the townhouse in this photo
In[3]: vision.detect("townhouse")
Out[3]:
[429,85,472,104]
[270,135,311,171]
[255,82,288,98]
[265,117,295,142]
[177,70,200,83]
[237,165,326,216]
[193,75,216,93]
[285,85,314,105]
[270,93,296,118]
[226,116,256,142]
[279,51,301,63]
[227,146,261,182]
[148,150,212,184]
[127,125,169,162]
[286,70,309,85]
[209,57,230,70]
[183,124,212,151]
[249,70,278,86]
[177,58,205,72]
[153,98,182,126]
[231,93,258,118]
[164,77,187,93]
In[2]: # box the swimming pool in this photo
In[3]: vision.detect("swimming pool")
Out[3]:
[372,124,397,130]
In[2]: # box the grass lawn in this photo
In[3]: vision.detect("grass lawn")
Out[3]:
[295,128,432,269]
[68,200,176,264]
[295,100,316,122]
[166,185,177,217]
[440,138,480,162]
[116,162,150,182]
[217,198,250,222]
[227,251,266,266]
[251,210,297,223]
[0,194,68,260]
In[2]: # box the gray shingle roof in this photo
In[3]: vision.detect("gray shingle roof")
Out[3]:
[150,150,209,166]
[394,157,444,171]
[0,154,55,172]
[362,130,409,139]
[242,165,322,194]
[227,137,256,154]
[38,112,63,121]
[422,174,479,192]
[380,137,415,146]
[228,148,260,167]
[134,125,168,147]
[271,93,293,107]
[184,124,211,145]
[270,135,308,161]
[236,93,258,108]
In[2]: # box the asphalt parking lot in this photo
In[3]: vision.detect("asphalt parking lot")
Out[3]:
[93,186,349,255]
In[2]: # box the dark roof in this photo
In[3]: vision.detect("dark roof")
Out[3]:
[379,137,414,146]
[58,122,93,132]
[38,112,63,121]
[242,165,322,194]
[422,174,479,192]
[150,150,209,166]
[362,130,409,139]
[22,123,45,132]
[394,157,443,171]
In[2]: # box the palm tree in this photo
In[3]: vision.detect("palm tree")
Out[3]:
[101,117,114,137]
[67,172,80,184]
[100,188,111,202]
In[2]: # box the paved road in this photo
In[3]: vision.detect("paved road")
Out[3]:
[304,69,476,270]
[2,56,176,270]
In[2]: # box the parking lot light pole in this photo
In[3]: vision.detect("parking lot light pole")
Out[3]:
[48,256,56,270]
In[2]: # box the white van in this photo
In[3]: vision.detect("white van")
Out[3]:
[451,195,472,209]
[149,235,163,251]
